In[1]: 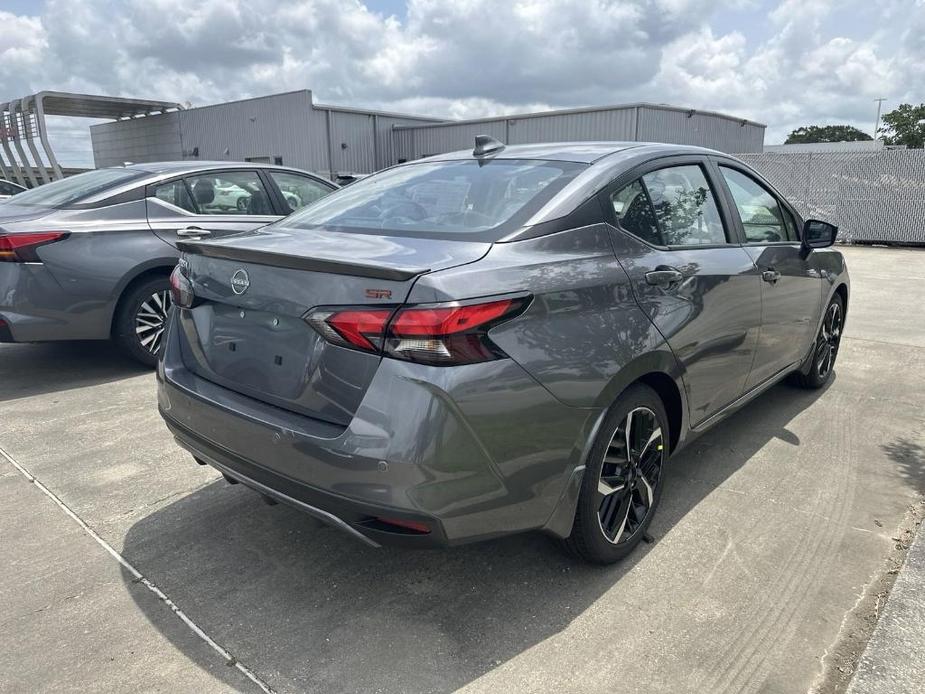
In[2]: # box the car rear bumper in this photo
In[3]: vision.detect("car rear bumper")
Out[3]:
[157,314,598,547]
[0,264,105,342]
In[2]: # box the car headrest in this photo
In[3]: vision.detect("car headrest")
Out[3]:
[192,179,215,205]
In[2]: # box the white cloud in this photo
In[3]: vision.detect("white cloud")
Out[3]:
[1,0,923,164]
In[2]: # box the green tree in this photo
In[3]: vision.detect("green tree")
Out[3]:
[785,125,873,144]
[879,103,925,148]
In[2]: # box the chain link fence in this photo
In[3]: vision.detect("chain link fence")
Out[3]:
[736,150,925,244]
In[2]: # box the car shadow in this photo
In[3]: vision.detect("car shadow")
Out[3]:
[119,379,835,694]
[880,437,925,494]
[0,341,148,402]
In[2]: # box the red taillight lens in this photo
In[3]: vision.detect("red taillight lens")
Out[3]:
[305,296,530,365]
[0,232,69,262]
[389,300,517,336]
[169,262,195,308]
[306,307,393,352]
[385,298,528,365]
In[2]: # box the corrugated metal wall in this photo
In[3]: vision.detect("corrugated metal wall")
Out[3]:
[90,90,441,178]
[90,94,765,177]
[507,107,637,144]
[91,112,183,167]
[636,107,763,153]
[391,104,764,162]
[176,90,323,170]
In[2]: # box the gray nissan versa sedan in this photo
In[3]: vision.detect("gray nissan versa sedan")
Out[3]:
[0,162,335,365]
[157,138,848,564]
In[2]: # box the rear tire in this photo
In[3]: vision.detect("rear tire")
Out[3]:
[792,293,844,389]
[565,383,669,565]
[114,276,173,368]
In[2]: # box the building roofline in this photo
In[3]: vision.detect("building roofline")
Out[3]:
[392,102,766,131]
[159,89,442,123]
[313,101,444,122]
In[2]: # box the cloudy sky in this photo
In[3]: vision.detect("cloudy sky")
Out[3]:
[1,0,923,166]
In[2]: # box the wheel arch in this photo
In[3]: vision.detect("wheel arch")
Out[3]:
[593,348,688,454]
[833,282,848,314]
[109,259,177,335]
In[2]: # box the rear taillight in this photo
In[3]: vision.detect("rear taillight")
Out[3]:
[305,296,530,366]
[306,308,393,352]
[0,232,69,262]
[169,261,195,308]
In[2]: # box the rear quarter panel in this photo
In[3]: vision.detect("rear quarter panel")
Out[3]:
[5,200,177,339]
[409,224,682,411]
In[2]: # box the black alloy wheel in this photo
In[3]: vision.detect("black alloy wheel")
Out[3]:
[566,383,669,564]
[793,293,844,389]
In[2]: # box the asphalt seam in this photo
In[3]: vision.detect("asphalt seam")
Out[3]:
[842,335,925,350]
[0,444,275,694]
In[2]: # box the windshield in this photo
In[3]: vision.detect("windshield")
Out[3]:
[8,168,144,208]
[283,159,586,239]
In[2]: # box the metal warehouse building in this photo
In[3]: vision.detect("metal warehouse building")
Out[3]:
[392,103,765,162]
[86,90,765,180]
[90,90,442,179]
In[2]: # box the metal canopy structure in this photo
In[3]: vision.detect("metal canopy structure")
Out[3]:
[0,91,183,186]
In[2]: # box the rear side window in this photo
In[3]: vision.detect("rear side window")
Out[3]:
[7,168,143,208]
[719,167,797,242]
[268,171,333,212]
[611,179,660,245]
[152,180,196,213]
[611,164,727,246]
[184,171,274,216]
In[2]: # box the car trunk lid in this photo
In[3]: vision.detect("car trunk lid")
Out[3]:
[176,225,490,425]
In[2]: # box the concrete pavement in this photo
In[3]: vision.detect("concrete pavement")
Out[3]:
[847,518,925,693]
[1,245,923,693]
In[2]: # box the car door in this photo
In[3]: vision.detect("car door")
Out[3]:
[714,161,825,389]
[146,168,282,247]
[603,157,763,427]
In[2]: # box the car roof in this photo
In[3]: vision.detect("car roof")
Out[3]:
[122,160,311,175]
[422,141,725,164]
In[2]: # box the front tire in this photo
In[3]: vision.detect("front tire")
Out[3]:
[565,383,669,564]
[114,276,173,367]
[793,293,844,389]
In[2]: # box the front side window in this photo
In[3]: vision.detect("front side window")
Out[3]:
[611,164,726,246]
[185,171,274,216]
[269,171,333,212]
[720,167,797,243]
[7,168,144,208]
[283,159,586,239]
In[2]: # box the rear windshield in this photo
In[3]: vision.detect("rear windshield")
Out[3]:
[8,168,144,208]
[283,159,586,240]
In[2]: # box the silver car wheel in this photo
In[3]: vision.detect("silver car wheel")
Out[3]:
[596,406,664,545]
[135,289,172,356]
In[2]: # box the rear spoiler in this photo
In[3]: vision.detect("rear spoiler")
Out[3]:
[177,239,429,282]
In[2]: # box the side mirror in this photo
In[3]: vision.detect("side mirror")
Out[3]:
[801,219,838,251]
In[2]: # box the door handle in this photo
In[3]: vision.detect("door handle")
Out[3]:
[176,227,211,239]
[645,268,684,287]
[761,269,781,284]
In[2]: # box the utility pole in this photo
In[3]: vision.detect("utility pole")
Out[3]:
[873,98,887,140]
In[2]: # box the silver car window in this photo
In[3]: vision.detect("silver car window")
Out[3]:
[8,168,144,208]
